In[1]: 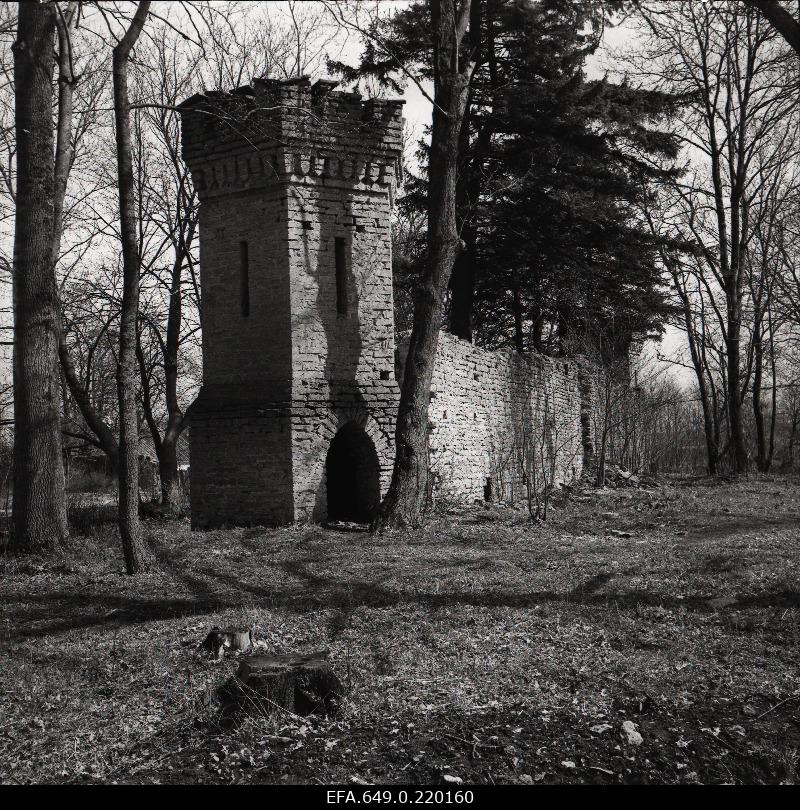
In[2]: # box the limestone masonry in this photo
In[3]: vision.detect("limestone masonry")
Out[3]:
[397,333,587,505]
[180,77,590,528]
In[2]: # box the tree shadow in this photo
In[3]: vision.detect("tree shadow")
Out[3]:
[6,534,799,642]
[683,514,800,541]
[1,590,232,639]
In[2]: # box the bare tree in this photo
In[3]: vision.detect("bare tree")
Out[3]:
[744,145,796,471]
[374,0,476,530]
[519,385,580,521]
[113,0,151,574]
[132,24,201,512]
[630,1,798,474]
[11,0,69,551]
[3,2,119,482]
[643,201,724,474]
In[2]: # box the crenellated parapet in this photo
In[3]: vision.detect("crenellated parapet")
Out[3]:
[179,75,405,203]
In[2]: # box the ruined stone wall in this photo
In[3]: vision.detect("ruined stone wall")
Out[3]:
[190,407,294,527]
[181,77,404,527]
[182,76,587,527]
[398,332,585,504]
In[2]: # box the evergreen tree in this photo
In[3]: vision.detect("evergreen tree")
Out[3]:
[332,0,684,360]
[476,0,683,358]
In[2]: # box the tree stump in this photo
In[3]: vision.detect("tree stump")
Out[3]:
[201,626,253,660]
[216,652,346,725]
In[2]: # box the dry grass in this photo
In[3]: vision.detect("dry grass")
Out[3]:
[1,477,799,784]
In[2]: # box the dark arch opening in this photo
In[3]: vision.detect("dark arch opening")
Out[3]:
[325,422,381,523]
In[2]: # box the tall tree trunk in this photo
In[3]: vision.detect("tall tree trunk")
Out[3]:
[11,1,69,551]
[787,409,799,469]
[726,179,748,473]
[52,2,77,267]
[672,266,718,474]
[51,3,120,474]
[448,80,476,343]
[448,0,495,342]
[373,0,475,531]
[752,314,768,471]
[700,381,719,476]
[113,1,151,574]
[512,275,525,353]
[727,292,748,472]
[766,305,777,471]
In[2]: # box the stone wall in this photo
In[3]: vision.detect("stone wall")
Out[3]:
[181,77,404,527]
[181,76,589,528]
[398,332,586,505]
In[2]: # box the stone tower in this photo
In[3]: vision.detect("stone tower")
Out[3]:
[179,77,404,527]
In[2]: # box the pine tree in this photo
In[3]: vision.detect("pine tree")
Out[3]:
[476,0,683,357]
[333,0,684,359]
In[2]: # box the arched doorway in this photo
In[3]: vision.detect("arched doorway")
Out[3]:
[325,422,381,523]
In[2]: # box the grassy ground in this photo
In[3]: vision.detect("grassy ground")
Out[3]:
[1,477,799,784]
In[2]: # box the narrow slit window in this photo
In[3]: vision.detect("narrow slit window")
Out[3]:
[239,241,250,317]
[334,237,348,315]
